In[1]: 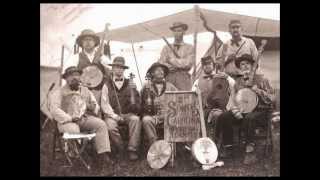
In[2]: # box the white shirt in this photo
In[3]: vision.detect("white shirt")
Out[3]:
[113,76,125,90]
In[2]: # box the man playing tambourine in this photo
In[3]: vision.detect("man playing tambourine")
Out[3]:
[50,66,113,175]
[214,54,274,164]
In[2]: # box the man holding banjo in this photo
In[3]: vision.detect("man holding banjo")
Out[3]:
[64,28,111,113]
[50,66,113,175]
[214,54,274,163]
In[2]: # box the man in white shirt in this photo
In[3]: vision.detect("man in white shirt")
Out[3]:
[216,20,259,78]
[63,29,111,106]
[50,66,113,175]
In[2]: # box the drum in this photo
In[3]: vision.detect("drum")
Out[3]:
[80,65,104,88]
[207,76,230,109]
[235,88,258,113]
[192,137,218,165]
[61,93,86,119]
[147,140,172,169]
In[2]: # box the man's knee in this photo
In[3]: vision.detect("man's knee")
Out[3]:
[142,116,154,126]
[59,123,80,133]
[129,115,140,123]
[105,118,119,132]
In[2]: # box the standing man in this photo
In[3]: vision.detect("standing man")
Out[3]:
[50,66,113,175]
[214,54,274,163]
[216,20,258,78]
[141,62,178,149]
[64,29,111,106]
[100,56,142,161]
[158,22,195,91]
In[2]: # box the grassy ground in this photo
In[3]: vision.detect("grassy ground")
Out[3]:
[40,121,280,177]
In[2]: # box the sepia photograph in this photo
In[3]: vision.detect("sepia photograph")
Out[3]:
[40,3,280,176]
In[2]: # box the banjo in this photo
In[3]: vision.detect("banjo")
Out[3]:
[61,92,87,119]
[80,24,110,89]
[234,40,268,113]
[191,85,219,166]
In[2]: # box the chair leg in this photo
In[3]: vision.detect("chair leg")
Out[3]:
[52,129,57,162]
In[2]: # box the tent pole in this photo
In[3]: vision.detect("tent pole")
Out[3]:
[130,41,143,88]
[59,45,64,87]
[192,5,200,83]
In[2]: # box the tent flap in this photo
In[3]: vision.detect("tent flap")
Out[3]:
[97,7,279,43]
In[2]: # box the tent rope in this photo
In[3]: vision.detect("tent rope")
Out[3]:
[130,42,143,88]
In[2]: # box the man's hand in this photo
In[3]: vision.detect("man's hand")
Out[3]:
[251,85,263,95]
[207,109,223,124]
[230,106,243,119]
[72,117,81,122]
[215,71,228,78]
[113,114,125,124]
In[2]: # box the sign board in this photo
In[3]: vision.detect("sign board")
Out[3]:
[163,91,201,142]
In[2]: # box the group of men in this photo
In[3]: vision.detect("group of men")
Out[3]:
[48,19,275,175]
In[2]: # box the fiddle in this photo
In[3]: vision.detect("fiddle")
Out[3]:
[128,73,137,106]
[143,73,155,115]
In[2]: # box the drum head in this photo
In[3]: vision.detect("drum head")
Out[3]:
[192,137,218,165]
[235,88,258,113]
[61,93,86,118]
[80,65,103,88]
[147,140,172,169]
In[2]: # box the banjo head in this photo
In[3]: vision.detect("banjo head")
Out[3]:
[80,65,104,88]
[192,137,218,165]
[235,88,258,113]
[147,140,172,169]
[61,93,86,119]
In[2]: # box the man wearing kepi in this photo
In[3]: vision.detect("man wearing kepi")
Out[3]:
[100,56,142,161]
[216,20,258,78]
[158,22,195,90]
[141,62,178,149]
[214,54,274,163]
[50,66,113,175]
[64,29,111,107]
[192,56,235,139]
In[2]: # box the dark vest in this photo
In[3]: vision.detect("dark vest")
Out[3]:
[104,78,141,115]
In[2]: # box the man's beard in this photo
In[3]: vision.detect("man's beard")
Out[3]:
[153,77,164,84]
[69,79,80,91]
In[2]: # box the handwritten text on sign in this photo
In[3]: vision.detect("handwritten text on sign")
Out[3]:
[164,91,201,142]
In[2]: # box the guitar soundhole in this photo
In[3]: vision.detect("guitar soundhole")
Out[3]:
[216,84,222,90]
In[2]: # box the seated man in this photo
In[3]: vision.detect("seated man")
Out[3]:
[192,56,236,133]
[215,54,274,163]
[50,66,112,175]
[100,56,142,161]
[141,62,178,149]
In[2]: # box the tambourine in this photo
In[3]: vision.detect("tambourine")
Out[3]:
[61,93,86,119]
[235,88,258,113]
[80,65,104,88]
[192,137,218,165]
[147,140,172,169]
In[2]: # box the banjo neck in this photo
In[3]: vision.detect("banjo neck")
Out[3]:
[196,86,207,137]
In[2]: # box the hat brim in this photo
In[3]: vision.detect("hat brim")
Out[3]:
[147,63,169,78]
[235,57,255,69]
[108,64,129,69]
[62,69,83,79]
[169,24,188,32]
[76,34,100,47]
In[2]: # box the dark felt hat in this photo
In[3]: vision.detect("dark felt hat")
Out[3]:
[108,56,129,69]
[62,66,83,79]
[147,62,169,78]
[201,56,215,65]
[169,22,188,32]
[235,54,255,68]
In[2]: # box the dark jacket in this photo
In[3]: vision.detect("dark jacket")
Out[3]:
[104,78,141,115]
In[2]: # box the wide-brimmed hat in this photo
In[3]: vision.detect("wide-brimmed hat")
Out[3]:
[62,66,83,79]
[201,56,215,65]
[76,29,100,47]
[108,56,129,69]
[235,54,255,68]
[169,22,188,32]
[147,62,169,78]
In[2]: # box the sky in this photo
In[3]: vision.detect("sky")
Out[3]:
[40,3,280,89]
